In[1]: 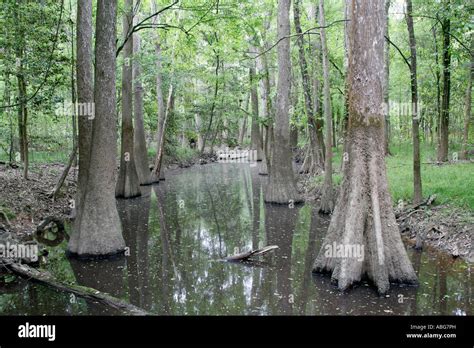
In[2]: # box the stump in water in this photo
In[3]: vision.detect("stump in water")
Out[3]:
[312,0,417,295]
[36,217,67,247]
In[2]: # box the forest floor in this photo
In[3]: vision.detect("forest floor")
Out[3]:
[0,145,472,263]
[0,163,76,239]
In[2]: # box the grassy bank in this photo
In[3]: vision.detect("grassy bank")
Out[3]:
[311,142,474,210]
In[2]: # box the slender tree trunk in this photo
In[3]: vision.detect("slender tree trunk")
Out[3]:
[264,0,301,204]
[116,0,141,198]
[313,0,417,295]
[432,27,442,146]
[341,0,351,173]
[50,144,78,199]
[13,1,27,175]
[15,40,28,179]
[150,0,167,181]
[249,64,263,161]
[221,118,228,143]
[150,85,174,182]
[437,0,451,162]
[406,0,422,205]
[257,42,272,175]
[21,90,28,179]
[383,0,391,156]
[68,0,125,257]
[251,168,261,250]
[133,30,153,185]
[318,0,334,213]
[238,93,249,145]
[195,112,205,150]
[293,0,315,156]
[3,72,14,164]
[201,53,219,155]
[312,4,326,167]
[460,36,473,160]
[239,115,248,146]
[258,12,274,175]
[297,1,324,174]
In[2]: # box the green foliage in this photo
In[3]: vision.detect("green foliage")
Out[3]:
[0,0,471,216]
[0,0,72,161]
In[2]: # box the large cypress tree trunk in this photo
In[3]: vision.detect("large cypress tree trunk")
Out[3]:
[116,0,141,198]
[264,0,301,204]
[312,0,417,294]
[406,0,422,205]
[133,31,153,185]
[68,0,125,257]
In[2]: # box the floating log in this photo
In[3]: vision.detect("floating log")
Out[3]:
[224,245,279,262]
[5,262,149,316]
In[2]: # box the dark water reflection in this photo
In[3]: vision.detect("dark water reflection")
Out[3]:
[1,163,472,315]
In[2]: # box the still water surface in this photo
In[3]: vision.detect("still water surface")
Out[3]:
[0,163,471,315]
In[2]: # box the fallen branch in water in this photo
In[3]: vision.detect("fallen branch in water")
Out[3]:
[224,245,279,262]
[4,262,149,316]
